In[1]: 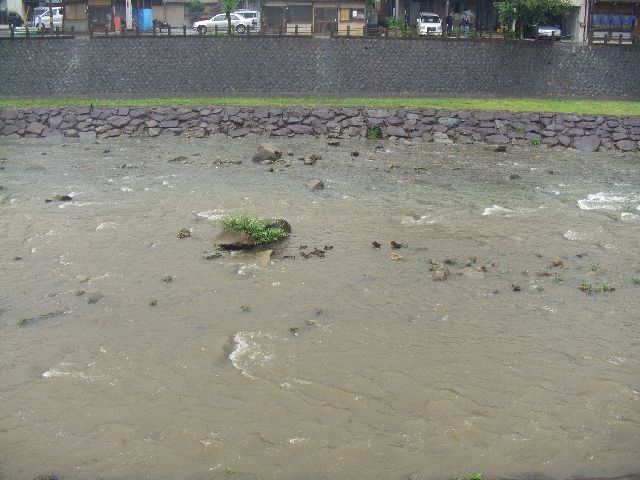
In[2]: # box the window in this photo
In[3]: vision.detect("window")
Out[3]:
[288,5,312,23]
[340,8,364,21]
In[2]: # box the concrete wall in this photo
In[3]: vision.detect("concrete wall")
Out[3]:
[0,36,639,99]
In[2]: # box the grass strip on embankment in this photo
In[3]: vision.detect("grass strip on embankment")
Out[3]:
[1,97,639,116]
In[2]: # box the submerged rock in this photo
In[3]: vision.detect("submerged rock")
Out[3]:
[307,179,324,191]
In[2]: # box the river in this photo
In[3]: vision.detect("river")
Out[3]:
[1,136,639,480]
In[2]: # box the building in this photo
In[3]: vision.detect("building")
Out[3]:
[589,0,639,41]
[261,0,366,35]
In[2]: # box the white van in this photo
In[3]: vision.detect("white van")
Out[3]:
[416,12,441,36]
[32,6,63,30]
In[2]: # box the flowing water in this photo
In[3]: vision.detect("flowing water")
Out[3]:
[1,137,639,480]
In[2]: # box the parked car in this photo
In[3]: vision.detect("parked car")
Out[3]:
[536,24,561,39]
[0,10,24,27]
[32,6,63,30]
[234,9,260,32]
[193,13,251,34]
[416,12,442,36]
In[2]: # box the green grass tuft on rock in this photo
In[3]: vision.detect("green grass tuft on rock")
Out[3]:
[218,214,288,245]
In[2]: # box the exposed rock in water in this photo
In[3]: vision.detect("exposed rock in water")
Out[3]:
[204,250,222,260]
[32,475,59,480]
[494,145,508,152]
[54,194,73,201]
[252,143,281,163]
[433,265,449,281]
[178,228,191,238]
[307,179,324,191]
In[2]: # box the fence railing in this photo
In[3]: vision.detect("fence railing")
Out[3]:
[1,22,637,45]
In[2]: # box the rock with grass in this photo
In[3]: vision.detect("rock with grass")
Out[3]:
[216,214,290,249]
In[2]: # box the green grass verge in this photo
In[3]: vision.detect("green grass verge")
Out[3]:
[0,97,639,116]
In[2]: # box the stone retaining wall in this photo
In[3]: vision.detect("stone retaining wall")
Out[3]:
[1,37,639,99]
[1,107,639,152]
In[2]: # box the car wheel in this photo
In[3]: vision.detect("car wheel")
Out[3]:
[197,25,207,35]
[236,24,246,34]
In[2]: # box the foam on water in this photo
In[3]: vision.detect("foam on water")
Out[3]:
[577,192,639,211]
[483,205,513,216]
[228,331,275,378]
[195,208,226,221]
[42,363,109,383]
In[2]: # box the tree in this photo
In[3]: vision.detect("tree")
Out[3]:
[187,0,205,13]
[494,0,572,39]
[220,0,240,34]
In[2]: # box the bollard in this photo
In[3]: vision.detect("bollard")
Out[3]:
[363,25,366,36]
[55,26,60,37]
[183,24,186,36]
[168,25,172,35]
[40,26,45,37]
[120,24,125,35]
[25,25,29,38]
[295,24,298,35]
[105,24,109,35]
[153,24,156,36]
[347,25,350,36]
[215,24,218,35]
[618,33,622,44]
[279,25,282,36]
[10,24,14,38]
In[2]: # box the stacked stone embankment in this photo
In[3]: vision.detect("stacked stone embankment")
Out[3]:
[1,107,639,152]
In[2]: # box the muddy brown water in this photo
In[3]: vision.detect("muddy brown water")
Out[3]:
[0,137,639,480]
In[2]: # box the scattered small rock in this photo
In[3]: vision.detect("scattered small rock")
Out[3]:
[327,140,340,146]
[178,228,191,238]
[509,173,521,180]
[301,247,326,259]
[54,194,73,202]
[494,145,508,153]
[511,284,521,292]
[390,241,404,249]
[102,149,110,154]
[14,256,22,260]
[324,245,333,251]
[162,275,173,283]
[87,293,103,304]
[289,327,300,336]
[169,155,188,163]
[204,250,222,260]
[433,265,449,281]
[390,253,403,261]
[32,474,59,480]
[552,257,563,267]
[150,299,158,306]
[351,151,360,157]
[372,241,381,249]
[466,256,477,267]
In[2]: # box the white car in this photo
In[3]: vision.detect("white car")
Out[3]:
[234,9,260,32]
[416,12,441,36]
[33,6,63,30]
[193,13,251,35]
[536,24,561,40]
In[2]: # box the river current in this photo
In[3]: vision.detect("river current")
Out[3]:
[1,137,639,480]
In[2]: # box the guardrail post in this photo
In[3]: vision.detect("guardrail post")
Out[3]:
[347,25,350,36]
[215,24,218,35]
[153,24,156,36]
[104,24,109,35]
[183,24,187,36]
[618,33,622,44]
[279,24,282,36]
[295,24,298,35]
[10,24,14,38]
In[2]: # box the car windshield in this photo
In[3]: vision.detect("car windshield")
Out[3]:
[34,8,49,16]
[419,15,439,23]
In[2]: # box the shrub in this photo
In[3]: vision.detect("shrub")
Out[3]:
[367,126,382,139]
[187,0,205,13]
[218,214,288,245]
